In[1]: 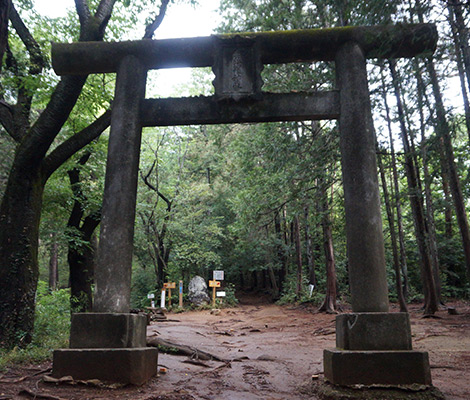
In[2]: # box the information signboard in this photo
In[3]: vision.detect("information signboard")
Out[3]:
[213,270,224,281]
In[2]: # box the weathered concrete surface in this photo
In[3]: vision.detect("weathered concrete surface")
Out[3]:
[69,313,147,349]
[141,91,340,126]
[52,348,158,385]
[52,24,437,75]
[336,313,412,350]
[335,41,389,313]
[94,56,147,313]
[324,349,432,386]
[306,378,446,400]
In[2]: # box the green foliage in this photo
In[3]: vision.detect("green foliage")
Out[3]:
[277,272,323,305]
[131,266,158,308]
[0,282,70,370]
[218,282,239,307]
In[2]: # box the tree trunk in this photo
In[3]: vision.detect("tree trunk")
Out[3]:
[68,220,99,313]
[294,215,303,297]
[304,205,317,287]
[0,168,43,348]
[416,64,442,303]
[48,234,59,291]
[448,4,470,144]
[318,182,337,313]
[377,150,408,312]
[274,210,287,292]
[0,0,9,66]
[449,0,470,96]
[66,155,101,313]
[426,57,470,281]
[379,67,410,300]
[389,60,439,314]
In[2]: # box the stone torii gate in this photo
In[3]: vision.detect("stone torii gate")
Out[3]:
[52,24,437,387]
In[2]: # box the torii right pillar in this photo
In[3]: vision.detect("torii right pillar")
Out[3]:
[324,41,432,386]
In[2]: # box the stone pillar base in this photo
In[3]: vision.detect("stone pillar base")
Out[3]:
[324,349,432,386]
[53,312,157,385]
[52,348,158,385]
[336,312,411,350]
[69,313,147,348]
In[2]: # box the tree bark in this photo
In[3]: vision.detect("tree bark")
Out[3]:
[426,57,470,281]
[377,148,408,312]
[274,210,287,292]
[318,181,337,313]
[48,234,59,291]
[416,63,442,303]
[294,215,303,297]
[379,66,409,299]
[0,0,116,348]
[0,0,9,67]
[448,0,470,98]
[0,167,44,348]
[304,205,317,287]
[447,4,470,145]
[67,154,100,313]
[389,60,439,314]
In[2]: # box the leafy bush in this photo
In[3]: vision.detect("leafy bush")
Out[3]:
[217,282,238,307]
[277,272,321,305]
[131,266,157,308]
[0,281,71,369]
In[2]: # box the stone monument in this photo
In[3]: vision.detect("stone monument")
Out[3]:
[51,24,437,387]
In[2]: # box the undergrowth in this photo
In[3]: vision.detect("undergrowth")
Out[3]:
[0,281,71,370]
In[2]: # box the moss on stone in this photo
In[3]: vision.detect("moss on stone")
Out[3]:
[298,378,447,400]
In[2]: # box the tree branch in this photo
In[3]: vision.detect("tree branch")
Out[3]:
[9,3,46,74]
[141,162,172,207]
[95,0,117,22]
[143,0,170,39]
[94,0,117,38]
[41,110,111,181]
[0,100,16,140]
[74,0,91,27]
[0,0,9,64]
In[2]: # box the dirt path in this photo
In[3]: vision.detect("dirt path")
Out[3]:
[0,300,469,399]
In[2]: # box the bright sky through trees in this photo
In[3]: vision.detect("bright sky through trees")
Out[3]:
[34,0,221,96]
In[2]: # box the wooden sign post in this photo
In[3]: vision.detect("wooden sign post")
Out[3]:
[179,280,183,308]
[208,280,221,307]
[163,282,176,307]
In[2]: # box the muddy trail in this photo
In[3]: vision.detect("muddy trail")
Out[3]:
[1,297,469,399]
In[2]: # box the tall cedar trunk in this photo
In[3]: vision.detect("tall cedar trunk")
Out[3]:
[416,65,442,302]
[0,167,43,348]
[389,60,439,314]
[377,150,408,312]
[380,67,409,299]
[274,211,287,292]
[265,226,280,299]
[413,61,454,240]
[48,235,59,291]
[439,139,454,240]
[426,58,470,281]
[448,4,470,144]
[318,181,337,313]
[304,205,317,287]
[449,0,470,95]
[294,215,303,297]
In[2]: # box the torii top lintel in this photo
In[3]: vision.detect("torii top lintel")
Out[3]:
[52,23,437,76]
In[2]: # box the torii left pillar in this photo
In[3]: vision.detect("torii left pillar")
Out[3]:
[52,56,158,385]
